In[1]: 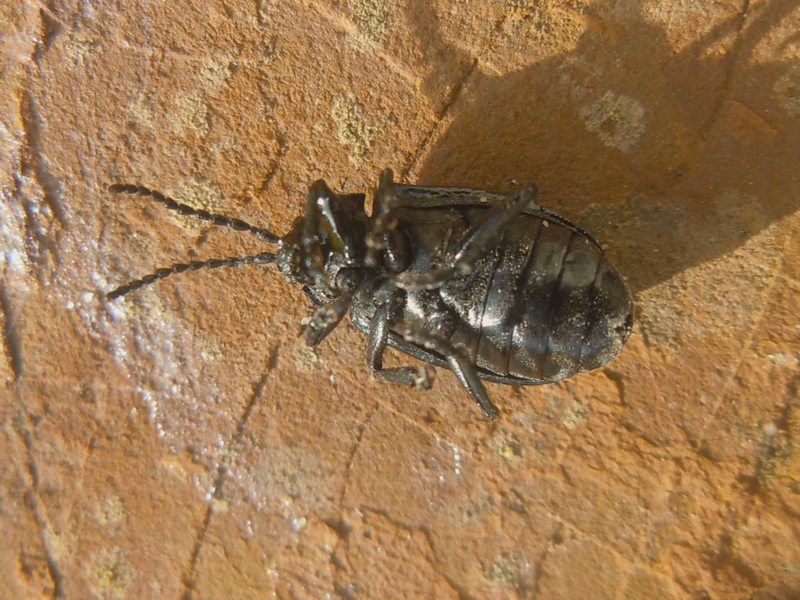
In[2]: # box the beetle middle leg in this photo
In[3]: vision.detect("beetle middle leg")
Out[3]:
[367,304,432,390]
[394,185,538,291]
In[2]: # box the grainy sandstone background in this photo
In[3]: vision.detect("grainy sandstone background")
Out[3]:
[1,0,799,598]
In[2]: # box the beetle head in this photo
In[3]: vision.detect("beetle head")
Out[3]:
[276,181,369,294]
[276,217,317,284]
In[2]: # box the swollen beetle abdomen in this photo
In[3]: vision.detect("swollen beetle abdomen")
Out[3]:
[506,218,631,383]
[391,204,632,386]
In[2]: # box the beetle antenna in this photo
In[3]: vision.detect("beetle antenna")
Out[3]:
[108,184,281,244]
[107,251,277,299]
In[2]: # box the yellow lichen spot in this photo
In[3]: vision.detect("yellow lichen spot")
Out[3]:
[563,401,589,430]
[484,551,533,591]
[86,547,135,599]
[173,178,223,215]
[502,0,589,53]
[173,95,210,136]
[212,497,230,513]
[64,33,100,68]
[490,432,523,461]
[296,344,321,371]
[332,95,377,162]
[351,0,390,42]
[200,55,235,90]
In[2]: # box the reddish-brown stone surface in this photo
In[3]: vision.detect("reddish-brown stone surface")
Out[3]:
[1,1,799,598]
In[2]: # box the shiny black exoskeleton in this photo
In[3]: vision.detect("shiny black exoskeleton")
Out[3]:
[108,169,633,419]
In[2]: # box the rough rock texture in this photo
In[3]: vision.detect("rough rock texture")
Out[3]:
[1,0,799,598]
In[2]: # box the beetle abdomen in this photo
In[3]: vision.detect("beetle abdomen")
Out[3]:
[478,211,630,382]
[400,206,632,384]
[508,219,604,381]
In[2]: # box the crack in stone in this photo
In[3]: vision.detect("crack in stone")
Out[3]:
[14,417,65,598]
[696,0,752,138]
[698,378,798,593]
[709,530,765,588]
[0,287,23,381]
[62,432,99,543]
[506,485,636,573]
[531,526,565,598]
[258,132,286,195]
[339,404,377,505]
[33,7,63,65]
[181,465,226,600]
[695,232,789,449]
[399,6,519,181]
[696,0,797,140]
[325,404,377,596]
[304,0,421,87]
[19,86,68,230]
[357,506,468,597]
[13,170,57,268]
[416,526,475,600]
[400,57,479,181]
[181,346,279,599]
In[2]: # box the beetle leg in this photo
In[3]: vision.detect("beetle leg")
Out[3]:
[395,186,538,291]
[300,180,332,287]
[368,304,433,389]
[366,169,400,266]
[302,294,351,346]
[364,169,412,274]
[394,323,500,420]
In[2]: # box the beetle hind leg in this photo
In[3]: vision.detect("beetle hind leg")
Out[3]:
[368,299,501,419]
[394,323,500,420]
[395,185,538,291]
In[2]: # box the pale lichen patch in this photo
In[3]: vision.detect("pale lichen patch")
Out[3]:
[95,496,126,530]
[85,547,135,599]
[332,94,377,162]
[580,91,646,152]
[350,0,391,42]
[172,95,210,136]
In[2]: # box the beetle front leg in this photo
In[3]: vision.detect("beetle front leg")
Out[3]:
[394,185,538,291]
[299,180,330,287]
[368,305,432,389]
[302,294,351,346]
[394,323,500,420]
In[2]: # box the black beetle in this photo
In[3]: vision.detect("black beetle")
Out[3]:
[107,169,633,419]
